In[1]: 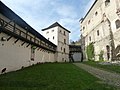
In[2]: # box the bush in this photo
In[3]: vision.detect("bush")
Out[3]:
[86,42,95,61]
[99,50,104,61]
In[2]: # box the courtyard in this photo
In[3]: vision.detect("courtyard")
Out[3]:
[0,63,118,90]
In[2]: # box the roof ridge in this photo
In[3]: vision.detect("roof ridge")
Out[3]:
[42,22,71,33]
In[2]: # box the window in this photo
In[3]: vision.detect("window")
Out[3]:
[46,31,49,34]
[64,31,66,35]
[64,39,66,44]
[105,0,110,6]
[106,45,110,60]
[31,46,35,61]
[115,19,120,29]
[83,27,85,30]
[88,20,90,24]
[60,30,61,33]
[97,30,99,36]
[89,36,91,41]
[95,11,98,16]
[52,30,54,32]
[53,36,54,39]
[61,47,62,50]
[64,48,66,53]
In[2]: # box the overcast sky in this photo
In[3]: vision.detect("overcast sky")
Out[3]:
[1,0,95,41]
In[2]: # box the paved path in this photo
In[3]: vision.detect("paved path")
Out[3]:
[73,63,120,87]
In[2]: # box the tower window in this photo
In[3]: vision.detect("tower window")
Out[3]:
[52,30,54,32]
[46,31,49,34]
[53,36,54,39]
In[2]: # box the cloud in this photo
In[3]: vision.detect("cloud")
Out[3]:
[83,0,96,17]
[1,0,95,41]
[58,18,80,41]
[55,5,77,19]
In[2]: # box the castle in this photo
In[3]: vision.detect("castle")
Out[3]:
[0,1,82,73]
[80,0,120,61]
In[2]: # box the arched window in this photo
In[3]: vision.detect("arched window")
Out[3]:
[106,45,110,60]
[115,19,120,29]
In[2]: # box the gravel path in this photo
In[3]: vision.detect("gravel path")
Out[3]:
[73,63,120,87]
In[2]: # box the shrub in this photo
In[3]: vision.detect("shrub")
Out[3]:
[99,50,104,61]
[86,42,95,61]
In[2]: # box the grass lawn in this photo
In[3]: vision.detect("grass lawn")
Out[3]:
[83,61,120,74]
[0,63,117,90]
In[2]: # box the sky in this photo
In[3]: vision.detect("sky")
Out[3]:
[1,0,95,41]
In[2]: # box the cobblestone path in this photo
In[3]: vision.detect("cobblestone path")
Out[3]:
[73,63,120,87]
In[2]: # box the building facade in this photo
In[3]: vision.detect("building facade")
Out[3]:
[0,1,83,74]
[80,0,120,61]
[42,22,70,62]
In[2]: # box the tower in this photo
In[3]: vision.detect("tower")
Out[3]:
[42,22,70,62]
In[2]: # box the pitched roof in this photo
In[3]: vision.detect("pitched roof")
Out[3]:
[80,0,98,23]
[0,1,56,47]
[42,22,71,33]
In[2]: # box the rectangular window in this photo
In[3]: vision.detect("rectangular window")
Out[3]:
[64,48,66,53]
[64,31,66,35]
[64,39,66,44]
[53,36,54,39]
[97,30,99,36]
[89,36,91,41]
[61,47,62,50]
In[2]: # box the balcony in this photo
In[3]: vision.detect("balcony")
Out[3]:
[0,17,56,52]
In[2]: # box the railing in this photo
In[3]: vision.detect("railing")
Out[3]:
[0,17,56,52]
[69,45,82,53]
